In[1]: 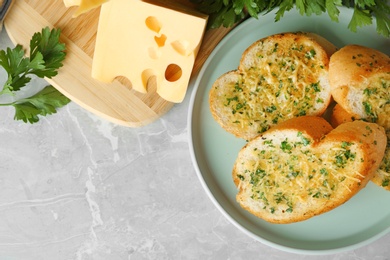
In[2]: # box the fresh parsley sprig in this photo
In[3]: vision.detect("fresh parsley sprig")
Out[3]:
[191,0,390,37]
[0,27,70,123]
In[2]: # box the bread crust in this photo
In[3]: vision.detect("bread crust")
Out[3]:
[209,32,336,140]
[330,103,354,128]
[329,45,390,89]
[233,116,386,223]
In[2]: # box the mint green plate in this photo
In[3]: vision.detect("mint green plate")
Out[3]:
[188,7,390,255]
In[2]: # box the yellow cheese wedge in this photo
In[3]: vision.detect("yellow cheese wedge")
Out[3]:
[91,0,208,103]
[63,0,109,17]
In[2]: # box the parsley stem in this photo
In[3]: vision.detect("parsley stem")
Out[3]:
[0,102,15,106]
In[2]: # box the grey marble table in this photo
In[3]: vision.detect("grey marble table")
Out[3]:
[0,27,389,260]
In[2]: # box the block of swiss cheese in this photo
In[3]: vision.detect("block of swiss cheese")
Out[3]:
[91,0,208,103]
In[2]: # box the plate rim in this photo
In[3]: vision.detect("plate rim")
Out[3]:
[187,6,390,255]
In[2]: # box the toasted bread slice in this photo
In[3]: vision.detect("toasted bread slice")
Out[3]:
[372,143,390,191]
[209,32,337,140]
[329,44,390,129]
[330,103,355,128]
[331,103,390,191]
[233,116,386,223]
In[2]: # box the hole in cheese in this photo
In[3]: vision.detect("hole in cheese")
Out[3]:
[148,46,162,59]
[171,40,190,56]
[146,75,157,94]
[115,76,133,90]
[165,64,182,82]
[142,69,157,92]
[154,34,167,47]
[145,16,162,33]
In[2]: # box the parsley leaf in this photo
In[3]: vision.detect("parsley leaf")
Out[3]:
[348,7,373,32]
[12,85,71,123]
[326,0,342,22]
[29,27,66,78]
[0,45,36,94]
[0,26,70,123]
[370,1,390,36]
[275,0,295,21]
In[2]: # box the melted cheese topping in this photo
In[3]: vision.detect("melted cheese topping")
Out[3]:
[375,129,390,189]
[359,75,390,188]
[236,132,364,215]
[360,76,390,128]
[219,38,329,135]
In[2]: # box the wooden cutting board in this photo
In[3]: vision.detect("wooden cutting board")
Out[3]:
[4,0,233,127]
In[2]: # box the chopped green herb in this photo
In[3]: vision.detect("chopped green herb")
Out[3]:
[305,49,316,59]
[320,168,328,176]
[281,140,293,152]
